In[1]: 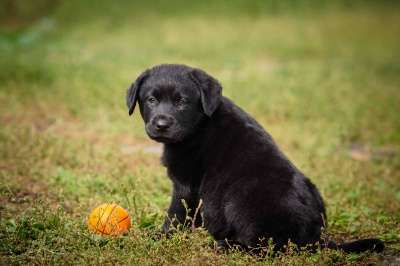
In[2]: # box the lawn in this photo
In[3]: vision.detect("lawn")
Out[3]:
[0,1,399,265]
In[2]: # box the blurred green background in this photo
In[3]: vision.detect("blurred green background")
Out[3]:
[1,1,399,265]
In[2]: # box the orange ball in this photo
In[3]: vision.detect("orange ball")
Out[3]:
[87,203,131,235]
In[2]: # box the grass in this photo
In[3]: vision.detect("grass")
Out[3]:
[1,1,400,265]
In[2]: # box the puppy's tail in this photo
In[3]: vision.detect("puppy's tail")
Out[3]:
[323,238,384,253]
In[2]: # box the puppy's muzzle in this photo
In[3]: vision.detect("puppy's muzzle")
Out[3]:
[152,114,174,132]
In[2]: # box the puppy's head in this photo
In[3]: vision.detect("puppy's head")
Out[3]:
[126,64,222,143]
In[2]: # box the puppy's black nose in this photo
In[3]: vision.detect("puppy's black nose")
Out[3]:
[154,117,172,131]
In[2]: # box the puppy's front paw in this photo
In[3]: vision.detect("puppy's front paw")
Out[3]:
[213,240,231,253]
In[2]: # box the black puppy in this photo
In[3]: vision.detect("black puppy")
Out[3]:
[126,64,383,253]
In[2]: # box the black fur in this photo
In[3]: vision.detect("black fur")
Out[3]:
[126,64,384,253]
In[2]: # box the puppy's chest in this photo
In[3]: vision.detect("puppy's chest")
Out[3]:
[162,148,204,185]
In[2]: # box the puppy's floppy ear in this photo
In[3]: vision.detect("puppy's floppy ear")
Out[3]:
[188,68,222,117]
[126,70,150,116]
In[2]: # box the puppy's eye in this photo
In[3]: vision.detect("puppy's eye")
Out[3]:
[175,96,186,106]
[147,96,157,105]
